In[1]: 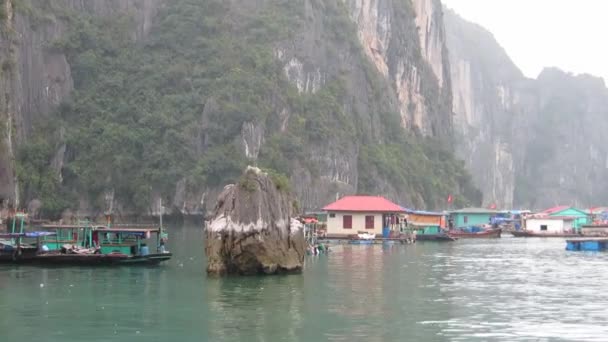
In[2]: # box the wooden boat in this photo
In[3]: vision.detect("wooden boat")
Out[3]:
[0,233,39,262]
[0,214,39,261]
[448,228,502,239]
[32,226,170,265]
[415,233,457,241]
[511,230,581,238]
[1,224,171,266]
[348,231,376,244]
[356,231,376,240]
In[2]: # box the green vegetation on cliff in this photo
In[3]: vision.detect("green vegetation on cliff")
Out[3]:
[16,0,480,215]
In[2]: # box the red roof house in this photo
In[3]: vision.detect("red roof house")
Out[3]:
[323,196,405,213]
[322,196,404,237]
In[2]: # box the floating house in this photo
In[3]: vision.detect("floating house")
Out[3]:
[525,216,575,234]
[541,206,589,230]
[449,208,498,228]
[404,209,446,235]
[323,196,405,238]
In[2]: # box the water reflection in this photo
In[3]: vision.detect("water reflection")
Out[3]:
[206,275,305,342]
[2,228,608,341]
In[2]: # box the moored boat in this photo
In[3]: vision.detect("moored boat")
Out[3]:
[511,230,581,238]
[448,228,502,239]
[34,225,171,266]
[1,224,172,266]
[349,231,376,244]
[0,233,39,262]
[415,233,457,241]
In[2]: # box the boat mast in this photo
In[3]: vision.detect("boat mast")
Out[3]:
[157,198,162,253]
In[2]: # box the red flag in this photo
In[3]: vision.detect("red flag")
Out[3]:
[489,203,497,209]
[447,195,453,204]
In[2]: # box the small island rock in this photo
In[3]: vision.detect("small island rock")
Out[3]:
[205,166,305,275]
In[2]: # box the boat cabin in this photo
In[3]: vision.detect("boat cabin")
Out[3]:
[36,224,165,256]
[404,209,446,235]
[449,208,498,229]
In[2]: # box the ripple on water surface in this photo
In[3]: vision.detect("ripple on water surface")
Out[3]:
[1,228,608,341]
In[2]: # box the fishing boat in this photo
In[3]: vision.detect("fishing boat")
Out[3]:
[6,226,172,265]
[0,233,39,262]
[510,230,581,238]
[0,213,39,261]
[448,227,502,238]
[410,225,457,241]
[415,232,457,241]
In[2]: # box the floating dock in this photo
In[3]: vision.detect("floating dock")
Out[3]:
[566,238,608,252]
[319,237,414,245]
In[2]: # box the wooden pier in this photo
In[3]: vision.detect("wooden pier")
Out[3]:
[566,238,608,252]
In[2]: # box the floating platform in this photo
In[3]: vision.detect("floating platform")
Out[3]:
[319,237,414,245]
[566,238,608,252]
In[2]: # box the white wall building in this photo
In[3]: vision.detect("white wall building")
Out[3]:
[525,217,574,234]
[323,196,405,237]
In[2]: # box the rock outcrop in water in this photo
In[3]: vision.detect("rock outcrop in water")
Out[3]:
[205,167,305,276]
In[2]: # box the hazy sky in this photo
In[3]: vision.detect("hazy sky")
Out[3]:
[442,0,608,82]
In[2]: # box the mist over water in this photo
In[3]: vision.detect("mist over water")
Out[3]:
[1,225,607,341]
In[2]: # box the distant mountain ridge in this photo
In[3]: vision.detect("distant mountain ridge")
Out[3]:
[1,0,606,219]
[444,8,608,209]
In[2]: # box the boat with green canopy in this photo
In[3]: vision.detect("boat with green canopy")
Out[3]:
[1,220,171,265]
[0,212,39,261]
[25,223,171,265]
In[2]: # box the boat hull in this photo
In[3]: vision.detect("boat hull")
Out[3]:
[0,247,38,262]
[448,229,502,239]
[511,231,581,238]
[416,234,457,241]
[3,252,172,266]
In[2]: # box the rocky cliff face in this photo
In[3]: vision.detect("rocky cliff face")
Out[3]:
[343,0,451,136]
[445,8,608,209]
[0,0,163,207]
[444,8,529,208]
[2,0,481,218]
[206,167,304,275]
[517,69,608,208]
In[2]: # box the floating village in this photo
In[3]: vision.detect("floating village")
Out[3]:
[302,195,608,253]
[2,191,608,269]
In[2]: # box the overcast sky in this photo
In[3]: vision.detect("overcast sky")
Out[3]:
[442,0,608,82]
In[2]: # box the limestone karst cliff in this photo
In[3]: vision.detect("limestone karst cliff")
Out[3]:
[445,8,608,209]
[206,166,305,275]
[0,0,163,211]
[0,0,481,217]
[444,8,532,209]
[4,0,608,215]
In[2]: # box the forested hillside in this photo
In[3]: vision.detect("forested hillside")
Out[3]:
[2,0,482,218]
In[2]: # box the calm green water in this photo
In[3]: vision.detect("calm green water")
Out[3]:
[1,225,608,342]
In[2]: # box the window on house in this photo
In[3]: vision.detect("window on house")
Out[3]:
[329,213,336,218]
[464,216,468,224]
[365,216,375,229]
[540,225,548,231]
[343,215,352,229]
